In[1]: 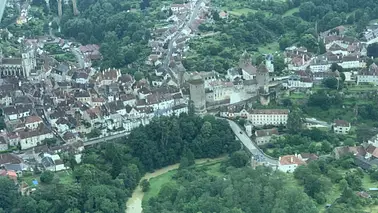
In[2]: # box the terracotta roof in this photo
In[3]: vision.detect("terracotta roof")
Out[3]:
[0,154,22,165]
[279,155,306,166]
[17,126,52,139]
[25,116,42,124]
[334,119,350,127]
[299,153,319,162]
[366,144,378,158]
[334,146,366,157]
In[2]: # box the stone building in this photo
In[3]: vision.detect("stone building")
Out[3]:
[189,75,206,113]
[0,45,37,78]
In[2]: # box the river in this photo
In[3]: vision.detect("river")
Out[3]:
[125,157,226,213]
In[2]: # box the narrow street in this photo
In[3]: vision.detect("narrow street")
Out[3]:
[227,119,278,166]
[162,0,205,82]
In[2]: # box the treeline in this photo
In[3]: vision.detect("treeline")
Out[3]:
[294,156,374,212]
[144,165,319,213]
[0,114,238,213]
[128,114,239,171]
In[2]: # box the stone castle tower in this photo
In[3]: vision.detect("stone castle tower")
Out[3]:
[256,63,271,105]
[189,75,206,114]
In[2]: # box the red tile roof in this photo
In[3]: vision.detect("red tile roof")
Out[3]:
[279,155,306,166]
[25,116,42,124]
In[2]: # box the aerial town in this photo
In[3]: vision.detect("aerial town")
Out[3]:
[2,0,378,212]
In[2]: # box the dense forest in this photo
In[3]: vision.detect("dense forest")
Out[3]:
[0,114,238,213]
[25,0,378,74]
[142,152,377,213]
[144,163,319,213]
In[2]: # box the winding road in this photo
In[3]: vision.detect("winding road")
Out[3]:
[227,119,278,166]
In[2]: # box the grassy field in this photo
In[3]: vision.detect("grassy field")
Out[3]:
[283,7,299,17]
[143,160,225,203]
[258,42,280,54]
[142,170,177,202]
[21,171,74,186]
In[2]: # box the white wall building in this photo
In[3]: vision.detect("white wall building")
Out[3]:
[287,77,313,88]
[248,109,289,127]
[19,129,54,150]
[278,154,306,173]
[255,128,279,145]
[333,120,351,135]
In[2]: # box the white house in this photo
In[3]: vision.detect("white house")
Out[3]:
[278,154,306,173]
[287,77,313,88]
[172,104,188,116]
[248,109,289,127]
[357,63,378,85]
[25,116,43,130]
[333,120,351,135]
[74,72,89,84]
[55,117,70,133]
[255,128,279,145]
[241,64,257,80]
[170,4,188,13]
[2,105,31,121]
[0,136,8,151]
[18,127,54,150]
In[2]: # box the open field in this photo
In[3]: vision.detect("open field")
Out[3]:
[142,159,226,203]
[283,7,299,17]
[142,170,177,202]
[258,42,280,54]
[21,170,74,186]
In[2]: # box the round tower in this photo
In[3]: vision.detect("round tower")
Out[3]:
[256,63,269,88]
[189,75,206,114]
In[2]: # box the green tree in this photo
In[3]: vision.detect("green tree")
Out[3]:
[40,171,54,184]
[134,71,144,81]
[323,77,339,89]
[0,177,18,212]
[300,34,318,52]
[42,138,57,147]
[287,108,304,134]
[229,151,249,168]
[140,179,150,192]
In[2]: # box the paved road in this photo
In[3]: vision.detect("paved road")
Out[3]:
[84,132,130,146]
[163,0,204,72]
[71,47,85,68]
[227,119,278,166]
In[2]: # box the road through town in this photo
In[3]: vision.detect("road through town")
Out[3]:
[227,119,278,165]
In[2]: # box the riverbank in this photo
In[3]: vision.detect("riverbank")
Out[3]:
[125,156,227,213]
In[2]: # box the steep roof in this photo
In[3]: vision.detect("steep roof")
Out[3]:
[366,144,378,158]
[257,63,269,74]
[334,119,350,127]
[279,155,306,166]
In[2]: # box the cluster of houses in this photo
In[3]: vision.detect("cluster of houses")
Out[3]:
[146,0,210,72]
[282,25,378,88]
[334,134,378,171]
[0,67,190,152]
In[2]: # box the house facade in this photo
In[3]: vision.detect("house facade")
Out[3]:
[255,128,279,145]
[333,119,351,134]
[248,109,289,127]
[278,154,306,173]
